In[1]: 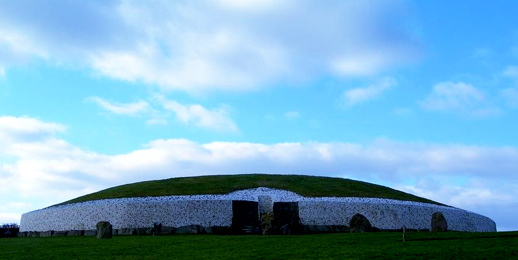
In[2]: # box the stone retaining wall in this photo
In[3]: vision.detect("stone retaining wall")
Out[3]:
[20,187,496,233]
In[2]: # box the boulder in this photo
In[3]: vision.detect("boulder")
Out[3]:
[350,213,372,233]
[96,221,112,239]
[431,212,448,232]
[17,232,28,237]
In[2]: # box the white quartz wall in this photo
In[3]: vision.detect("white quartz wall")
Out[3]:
[20,187,496,232]
[20,198,232,232]
[299,199,496,232]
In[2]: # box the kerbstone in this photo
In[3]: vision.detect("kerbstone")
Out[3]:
[96,221,112,239]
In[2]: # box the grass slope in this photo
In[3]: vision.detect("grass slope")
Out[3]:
[57,174,443,206]
[3,232,518,259]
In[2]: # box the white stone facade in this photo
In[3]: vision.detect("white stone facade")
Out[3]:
[20,187,496,232]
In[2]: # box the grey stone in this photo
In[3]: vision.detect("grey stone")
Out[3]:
[118,228,137,235]
[39,231,53,237]
[258,196,273,215]
[84,230,96,236]
[261,212,275,235]
[350,213,372,233]
[112,229,118,236]
[52,231,67,237]
[431,212,448,232]
[67,230,84,236]
[161,226,177,235]
[96,221,112,239]
[177,225,199,234]
[17,232,28,237]
[29,231,40,237]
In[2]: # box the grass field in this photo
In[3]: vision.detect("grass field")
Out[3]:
[3,232,518,259]
[57,174,444,207]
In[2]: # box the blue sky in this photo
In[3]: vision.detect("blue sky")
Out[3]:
[1,0,518,231]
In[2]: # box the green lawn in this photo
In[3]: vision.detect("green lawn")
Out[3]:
[56,174,444,207]
[3,232,518,259]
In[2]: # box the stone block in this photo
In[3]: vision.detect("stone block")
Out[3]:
[67,230,84,236]
[431,212,448,232]
[350,213,372,233]
[96,221,112,239]
[84,230,96,236]
[52,231,67,237]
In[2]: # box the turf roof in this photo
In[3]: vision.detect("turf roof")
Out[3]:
[56,174,445,206]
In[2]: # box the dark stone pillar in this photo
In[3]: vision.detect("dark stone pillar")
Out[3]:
[431,212,448,232]
[96,221,112,239]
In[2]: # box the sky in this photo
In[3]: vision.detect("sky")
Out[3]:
[1,0,517,231]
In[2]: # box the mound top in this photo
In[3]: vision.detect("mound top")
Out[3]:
[56,174,445,207]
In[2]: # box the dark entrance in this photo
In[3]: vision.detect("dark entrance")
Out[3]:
[231,200,260,234]
[273,202,301,234]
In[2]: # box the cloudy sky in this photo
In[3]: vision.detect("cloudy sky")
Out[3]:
[1,0,518,231]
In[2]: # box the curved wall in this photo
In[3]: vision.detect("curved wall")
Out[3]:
[20,188,496,232]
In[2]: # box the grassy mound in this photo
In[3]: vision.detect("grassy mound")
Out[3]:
[57,174,444,206]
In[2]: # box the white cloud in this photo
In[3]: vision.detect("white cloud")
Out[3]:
[2,116,518,230]
[0,0,420,92]
[421,81,498,116]
[157,97,238,132]
[503,66,518,80]
[86,96,149,115]
[343,77,397,106]
[501,88,518,108]
[284,111,300,119]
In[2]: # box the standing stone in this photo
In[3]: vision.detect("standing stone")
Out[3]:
[431,212,448,232]
[350,213,372,233]
[259,196,274,235]
[96,221,112,239]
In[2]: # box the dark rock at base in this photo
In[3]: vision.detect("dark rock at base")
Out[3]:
[52,231,67,237]
[40,231,53,237]
[177,225,199,234]
[96,221,112,239]
[200,226,212,234]
[431,212,448,232]
[112,229,118,236]
[211,226,230,235]
[304,225,350,233]
[161,226,177,235]
[29,231,40,237]
[118,228,137,235]
[350,213,372,233]
[17,232,27,237]
[135,228,147,235]
[84,230,96,236]
[67,230,84,236]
